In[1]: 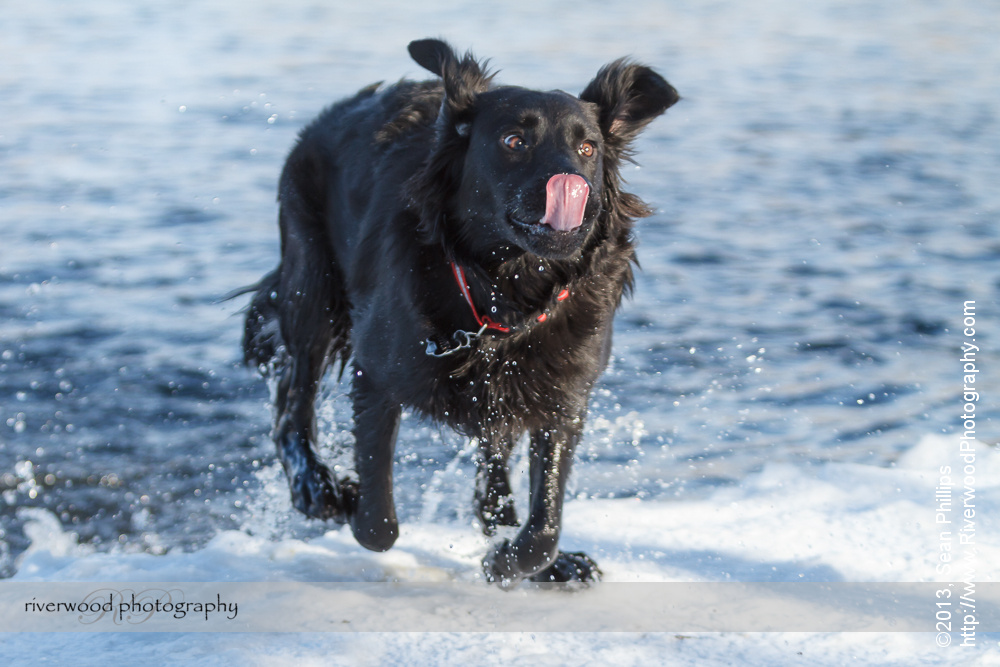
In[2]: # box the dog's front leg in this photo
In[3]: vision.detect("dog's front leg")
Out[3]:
[482,423,601,588]
[474,436,518,536]
[349,367,401,552]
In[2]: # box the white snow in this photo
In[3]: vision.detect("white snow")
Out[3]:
[3,435,997,665]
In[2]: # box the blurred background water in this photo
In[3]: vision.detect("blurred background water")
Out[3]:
[1,0,997,576]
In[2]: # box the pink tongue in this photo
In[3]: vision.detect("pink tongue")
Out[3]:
[541,174,589,231]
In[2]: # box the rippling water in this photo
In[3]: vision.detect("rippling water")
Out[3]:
[1,0,997,575]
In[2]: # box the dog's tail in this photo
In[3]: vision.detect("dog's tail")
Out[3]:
[241,269,285,370]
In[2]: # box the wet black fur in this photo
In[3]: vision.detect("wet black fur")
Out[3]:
[243,39,678,587]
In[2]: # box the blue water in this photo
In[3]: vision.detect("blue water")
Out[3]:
[1,0,997,575]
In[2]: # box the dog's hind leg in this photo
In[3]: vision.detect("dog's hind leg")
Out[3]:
[348,366,401,551]
[269,193,355,522]
[474,436,519,536]
[482,423,601,587]
[272,360,354,522]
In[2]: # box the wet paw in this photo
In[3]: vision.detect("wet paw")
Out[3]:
[529,551,602,584]
[289,464,355,523]
[481,539,523,590]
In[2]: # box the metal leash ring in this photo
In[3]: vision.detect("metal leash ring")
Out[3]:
[424,322,489,357]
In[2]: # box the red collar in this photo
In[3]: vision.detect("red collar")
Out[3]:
[450,262,510,333]
[426,262,570,357]
[450,261,569,332]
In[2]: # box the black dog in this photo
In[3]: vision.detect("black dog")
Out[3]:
[243,39,678,587]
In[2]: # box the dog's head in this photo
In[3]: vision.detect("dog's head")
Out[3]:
[407,38,678,262]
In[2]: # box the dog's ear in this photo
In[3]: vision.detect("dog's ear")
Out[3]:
[408,38,492,120]
[580,60,679,142]
[408,39,456,78]
[406,40,493,245]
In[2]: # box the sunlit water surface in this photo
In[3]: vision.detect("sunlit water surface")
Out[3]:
[1,0,997,574]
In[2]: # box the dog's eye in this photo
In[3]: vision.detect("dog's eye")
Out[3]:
[578,141,596,158]
[502,134,526,150]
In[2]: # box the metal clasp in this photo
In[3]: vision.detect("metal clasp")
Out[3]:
[424,322,489,357]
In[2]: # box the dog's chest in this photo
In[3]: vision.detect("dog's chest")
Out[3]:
[420,311,611,435]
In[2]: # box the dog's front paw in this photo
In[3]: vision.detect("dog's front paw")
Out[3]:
[289,464,355,523]
[482,539,524,590]
[529,551,602,584]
